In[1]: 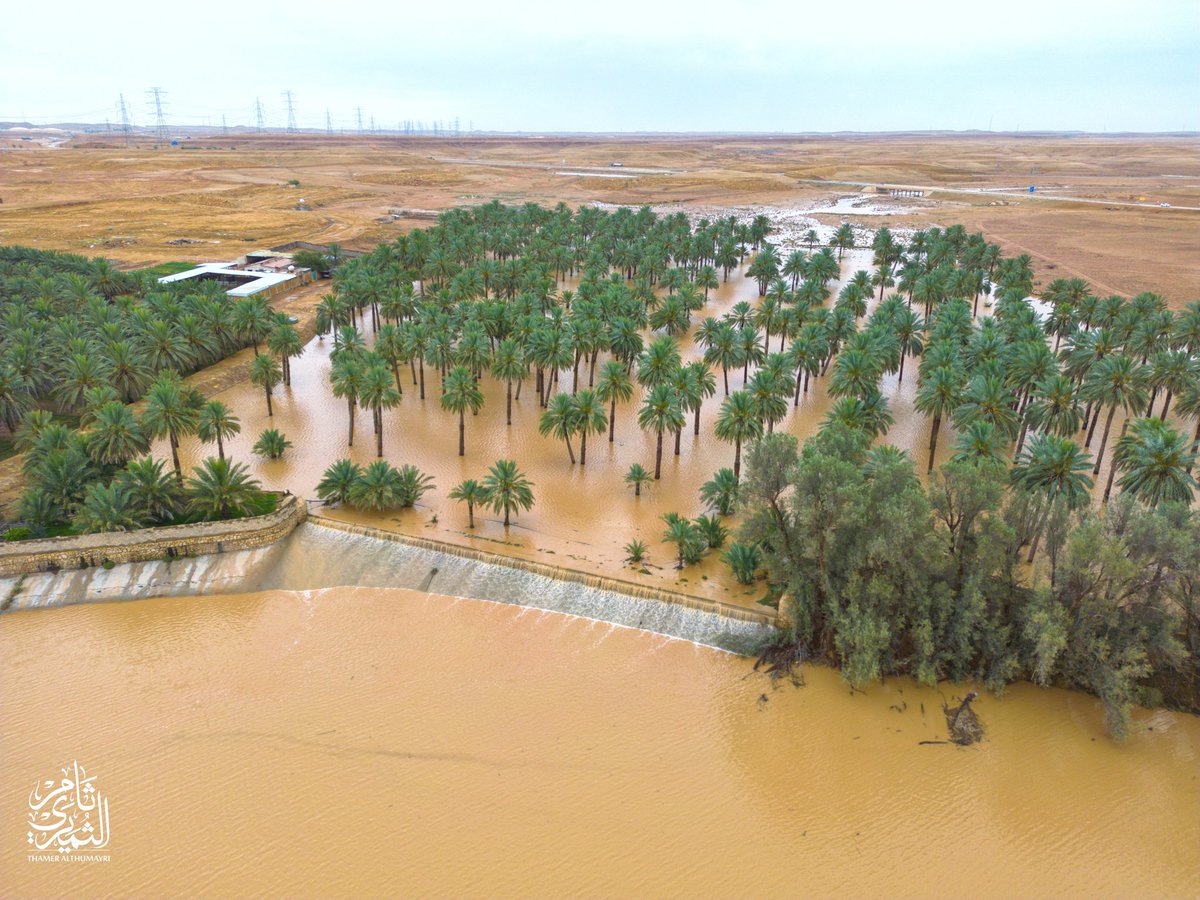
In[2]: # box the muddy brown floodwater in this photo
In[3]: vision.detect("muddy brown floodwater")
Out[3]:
[152,250,956,608]
[1,586,1197,896]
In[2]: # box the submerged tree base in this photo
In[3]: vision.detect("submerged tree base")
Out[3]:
[754,636,806,686]
[944,691,985,745]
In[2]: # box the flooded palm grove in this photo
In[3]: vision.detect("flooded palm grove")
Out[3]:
[3,201,1199,896]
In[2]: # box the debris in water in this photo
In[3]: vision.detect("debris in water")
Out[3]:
[944,691,984,745]
[754,638,805,687]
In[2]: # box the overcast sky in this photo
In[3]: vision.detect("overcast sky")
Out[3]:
[3,0,1197,132]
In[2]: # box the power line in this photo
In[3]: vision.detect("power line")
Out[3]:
[117,94,133,144]
[283,90,298,133]
[254,97,266,132]
[146,86,168,141]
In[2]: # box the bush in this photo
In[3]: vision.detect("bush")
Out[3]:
[3,527,31,542]
[694,514,729,549]
[252,428,293,460]
[722,543,761,585]
[624,539,647,563]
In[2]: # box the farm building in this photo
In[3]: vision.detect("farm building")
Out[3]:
[157,257,314,299]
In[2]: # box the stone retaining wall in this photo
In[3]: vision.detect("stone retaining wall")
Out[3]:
[0,495,306,578]
[307,514,779,628]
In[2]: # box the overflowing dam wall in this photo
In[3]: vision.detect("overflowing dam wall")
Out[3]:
[0,520,775,649]
[0,494,306,578]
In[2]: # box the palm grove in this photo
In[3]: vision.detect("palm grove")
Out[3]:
[0,247,298,534]
[309,201,1199,734]
[3,203,1198,734]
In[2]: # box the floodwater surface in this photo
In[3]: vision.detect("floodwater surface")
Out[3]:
[1,587,1197,897]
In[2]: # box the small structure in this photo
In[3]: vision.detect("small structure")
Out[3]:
[157,258,313,300]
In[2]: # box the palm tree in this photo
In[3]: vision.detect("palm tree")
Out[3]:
[1081,354,1149,477]
[316,459,363,506]
[703,322,739,395]
[1011,433,1094,562]
[915,365,962,473]
[252,428,292,459]
[347,460,406,512]
[539,392,579,464]
[360,364,401,458]
[700,467,739,515]
[440,365,483,457]
[140,375,200,482]
[197,400,240,461]
[481,459,534,526]
[490,338,527,426]
[831,222,855,261]
[117,457,182,523]
[685,361,717,436]
[638,384,685,479]
[0,366,33,432]
[1112,418,1197,505]
[267,323,304,387]
[74,482,143,533]
[86,401,149,466]
[1177,383,1200,476]
[232,298,272,356]
[186,457,263,520]
[249,354,283,417]
[661,513,702,569]
[330,356,361,448]
[596,360,634,442]
[624,463,653,497]
[572,388,607,465]
[714,390,763,482]
[637,335,682,389]
[449,479,485,528]
[950,420,1007,467]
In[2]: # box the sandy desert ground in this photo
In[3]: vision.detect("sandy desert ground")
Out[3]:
[1,131,1197,304]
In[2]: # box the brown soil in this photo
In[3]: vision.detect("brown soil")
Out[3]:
[2,132,1197,302]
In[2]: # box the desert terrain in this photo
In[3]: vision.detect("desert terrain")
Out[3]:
[1,131,1197,304]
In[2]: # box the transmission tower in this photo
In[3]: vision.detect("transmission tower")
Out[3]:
[221,114,228,135]
[254,97,266,132]
[356,107,364,134]
[146,86,168,141]
[326,108,333,134]
[283,90,298,133]
[117,93,134,144]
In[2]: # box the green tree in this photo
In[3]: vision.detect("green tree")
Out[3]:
[249,354,283,417]
[74,481,143,533]
[441,365,484,457]
[539,392,580,465]
[638,384,685,479]
[86,401,149,466]
[595,359,634,442]
[714,390,763,482]
[624,462,653,497]
[490,338,527,426]
[140,375,200,482]
[1011,433,1094,562]
[197,400,240,461]
[252,428,292,459]
[186,457,263,520]
[1112,418,1197,505]
[572,388,607,465]
[316,459,363,506]
[449,478,485,528]
[481,459,534,526]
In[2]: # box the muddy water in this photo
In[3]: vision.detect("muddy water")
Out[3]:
[2,586,1197,897]
[158,250,942,609]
